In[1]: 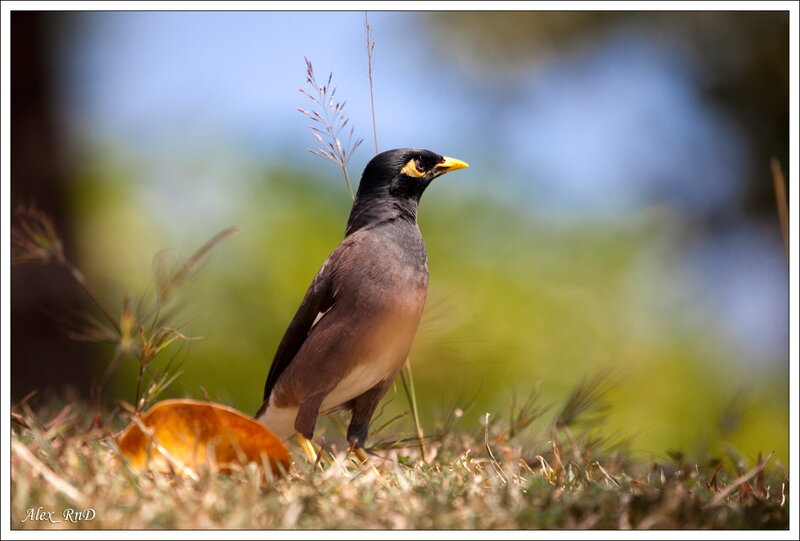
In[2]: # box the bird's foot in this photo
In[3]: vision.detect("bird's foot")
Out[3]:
[347,444,369,465]
[296,434,321,466]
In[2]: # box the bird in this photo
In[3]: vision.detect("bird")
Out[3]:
[255,148,469,450]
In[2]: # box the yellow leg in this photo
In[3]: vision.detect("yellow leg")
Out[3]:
[346,441,370,465]
[296,434,319,463]
[351,447,369,464]
[347,447,378,475]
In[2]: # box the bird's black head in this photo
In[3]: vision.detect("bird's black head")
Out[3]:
[359,148,469,199]
[346,148,469,235]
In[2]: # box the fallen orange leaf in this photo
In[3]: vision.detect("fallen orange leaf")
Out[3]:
[117,399,290,477]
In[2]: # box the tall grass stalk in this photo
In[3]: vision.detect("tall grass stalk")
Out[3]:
[365,12,379,154]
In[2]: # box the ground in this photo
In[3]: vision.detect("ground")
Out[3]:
[9,392,789,531]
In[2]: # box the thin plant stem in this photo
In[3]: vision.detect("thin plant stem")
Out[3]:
[365,12,379,154]
[343,166,355,201]
[62,260,122,335]
[135,362,145,412]
[400,361,426,463]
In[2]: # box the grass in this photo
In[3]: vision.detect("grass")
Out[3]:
[10,388,789,530]
[12,205,240,415]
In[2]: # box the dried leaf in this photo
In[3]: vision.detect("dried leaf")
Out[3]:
[117,399,290,477]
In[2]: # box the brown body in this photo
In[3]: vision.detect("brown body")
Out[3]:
[257,225,428,442]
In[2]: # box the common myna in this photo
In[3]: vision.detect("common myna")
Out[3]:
[256,148,469,449]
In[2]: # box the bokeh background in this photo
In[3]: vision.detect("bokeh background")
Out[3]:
[11,11,789,462]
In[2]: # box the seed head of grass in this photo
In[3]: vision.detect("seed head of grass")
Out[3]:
[12,205,67,266]
[297,57,363,199]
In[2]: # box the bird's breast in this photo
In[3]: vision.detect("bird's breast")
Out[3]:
[317,233,428,412]
[320,278,426,411]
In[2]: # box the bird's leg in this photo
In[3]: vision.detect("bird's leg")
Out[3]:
[349,446,370,465]
[296,434,319,463]
[347,375,397,450]
[295,391,325,440]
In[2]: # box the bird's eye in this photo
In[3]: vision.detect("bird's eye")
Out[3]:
[401,157,427,178]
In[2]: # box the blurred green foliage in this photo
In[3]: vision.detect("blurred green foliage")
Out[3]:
[69,144,787,465]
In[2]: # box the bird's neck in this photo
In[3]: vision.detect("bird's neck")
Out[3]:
[344,191,420,236]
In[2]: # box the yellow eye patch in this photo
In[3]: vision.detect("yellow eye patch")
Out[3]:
[401,158,426,178]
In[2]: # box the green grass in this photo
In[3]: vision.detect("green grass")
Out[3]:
[10,391,788,530]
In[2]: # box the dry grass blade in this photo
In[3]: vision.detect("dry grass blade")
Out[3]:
[595,460,622,488]
[484,413,508,484]
[12,440,86,506]
[368,434,442,453]
[705,452,774,507]
[371,411,409,438]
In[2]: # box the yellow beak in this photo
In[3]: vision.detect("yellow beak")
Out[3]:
[437,156,470,173]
